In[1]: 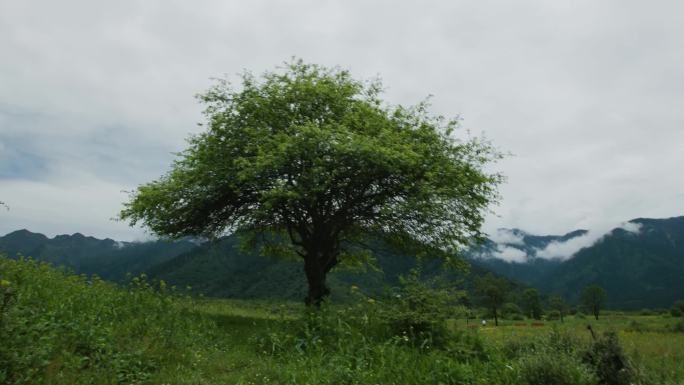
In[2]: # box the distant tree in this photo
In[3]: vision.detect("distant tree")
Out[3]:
[549,295,569,322]
[581,285,607,320]
[671,300,684,317]
[501,302,523,319]
[475,273,509,326]
[119,61,502,306]
[522,288,543,320]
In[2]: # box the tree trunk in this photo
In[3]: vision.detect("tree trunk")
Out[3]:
[493,306,499,326]
[303,256,330,307]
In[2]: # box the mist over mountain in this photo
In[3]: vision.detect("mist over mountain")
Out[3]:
[471,216,684,308]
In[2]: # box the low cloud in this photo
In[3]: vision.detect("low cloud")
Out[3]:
[489,229,525,246]
[493,246,528,263]
[534,221,643,261]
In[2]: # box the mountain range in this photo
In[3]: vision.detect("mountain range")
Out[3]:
[1,215,682,308]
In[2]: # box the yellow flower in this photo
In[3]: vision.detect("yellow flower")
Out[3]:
[0,279,10,288]
[367,298,375,304]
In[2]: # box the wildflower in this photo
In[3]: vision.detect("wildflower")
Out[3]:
[367,298,375,304]
[0,279,10,288]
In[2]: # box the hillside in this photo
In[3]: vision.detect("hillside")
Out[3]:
[2,215,683,308]
[0,229,196,281]
[148,235,513,302]
[538,217,684,308]
[471,216,684,309]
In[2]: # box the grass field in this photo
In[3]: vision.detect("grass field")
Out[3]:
[2,256,683,384]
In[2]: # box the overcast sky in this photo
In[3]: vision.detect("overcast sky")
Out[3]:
[1,0,683,241]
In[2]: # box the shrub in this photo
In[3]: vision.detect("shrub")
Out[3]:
[582,331,633,385]
[374,269,463,349]
[502,302,523,319]
[672,319,684,333]
[670,307,683,317]
[576,312,587,319]
[626,320,645,333]
[518,352,598,385]
[546,310,561,321]
[672,300,684,314]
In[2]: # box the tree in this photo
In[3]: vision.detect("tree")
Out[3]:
[119,61,501,306]
[521,288,542,320]
[671,300,684,317]
[475,273,509,326]
[581,285,607,320]
[549,295,569,322]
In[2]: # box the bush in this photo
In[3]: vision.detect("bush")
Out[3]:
[670,307,683,317]
[582,331,633,385]
[672,300,684,314]
[518,352,598,385]
[626,320,645,333]
[546,310,561,321]
[502,302,523,320]
[672,319,684,333]
[576,312,587,319]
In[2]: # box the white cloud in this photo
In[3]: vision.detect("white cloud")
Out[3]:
[494,246,529,264]
[489,229,526,246]
[534,221,643,261]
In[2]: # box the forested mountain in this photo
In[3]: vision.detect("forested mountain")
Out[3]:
[537,217,684,309]
[0,229,517,302]
[0,229,196,281]
[2,215,682,308]
[471,216,684,309]
[147,235,513,302]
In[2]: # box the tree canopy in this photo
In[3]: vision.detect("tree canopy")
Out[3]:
[581,285,607,320]
[120,61,502,305]
[475,273,509,326]
[522,288,542,320]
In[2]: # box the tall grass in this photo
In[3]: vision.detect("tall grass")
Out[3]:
[2,256,682,385]
[0,256,218,384]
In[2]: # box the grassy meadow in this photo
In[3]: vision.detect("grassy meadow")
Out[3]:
[1,256,683,385]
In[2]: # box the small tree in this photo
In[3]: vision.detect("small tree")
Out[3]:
[581,285,607,320]
[549,295,569,322]
[522,288,543,320]
[671,300,684,317]
[120,61,502,306]
[475,273,509,326]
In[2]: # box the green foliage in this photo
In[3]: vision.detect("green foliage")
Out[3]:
[518,352,598,385]
[583,331,633,385]
[549,294,569,322]
[671,301,684,317]
[0,255,217,384]
[522,288,543,320]
[501,302,523,319]
[673,300,684,312]
[582,285,607,320]
[672,319,684,333]
[546,310,561,321]
[475,273,509,325]
[120,60,502,304]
